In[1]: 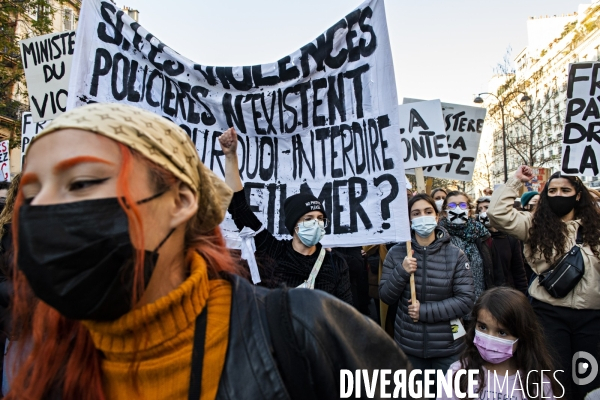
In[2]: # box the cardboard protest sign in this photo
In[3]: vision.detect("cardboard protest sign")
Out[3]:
[523,167,551,193]
[398,100,449,170]
[562,62,600,176]
[0,141,10,182]
[21,112,50,168]
[404,99,486,180]
[20,31,76,122]
[67,0,409,246]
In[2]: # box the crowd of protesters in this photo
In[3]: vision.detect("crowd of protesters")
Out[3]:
[0,104,597,399]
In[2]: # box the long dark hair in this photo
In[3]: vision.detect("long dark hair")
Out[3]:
[458,287,561,399]
[0,174,21,240]
[528,172,600,263]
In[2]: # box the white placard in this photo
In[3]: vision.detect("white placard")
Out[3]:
[0,141,10,182]
[21,112,50,168]
[562,62,600,177]
[398,99,450,170]
[20,31,76,122]
[404,99,487,180]
[66,0,410,246]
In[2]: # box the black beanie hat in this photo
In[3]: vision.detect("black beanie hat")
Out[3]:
[283,193,327,235]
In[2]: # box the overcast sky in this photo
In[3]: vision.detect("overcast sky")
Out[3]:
[117,0,585,105]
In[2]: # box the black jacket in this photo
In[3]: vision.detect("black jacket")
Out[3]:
[379,227,475,358]
[334,247,370,313]
[476,235,497,290]
[486,231,528,294]
[216,274,414,399]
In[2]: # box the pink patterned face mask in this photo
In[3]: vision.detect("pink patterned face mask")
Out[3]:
[474,330,518,364]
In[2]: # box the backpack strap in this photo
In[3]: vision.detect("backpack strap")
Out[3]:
[265,287,317,400]
[576,226,583,245]
[298,248,326,289]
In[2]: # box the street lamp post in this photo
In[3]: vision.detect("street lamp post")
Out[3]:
[473,91,530,183]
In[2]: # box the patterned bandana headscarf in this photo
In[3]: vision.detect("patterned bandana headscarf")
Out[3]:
[26,103,233,233]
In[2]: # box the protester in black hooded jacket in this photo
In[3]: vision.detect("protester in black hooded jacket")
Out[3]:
[220,128,352,304]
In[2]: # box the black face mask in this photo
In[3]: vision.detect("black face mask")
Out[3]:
[18,195,173,321]
[547,194,578,217]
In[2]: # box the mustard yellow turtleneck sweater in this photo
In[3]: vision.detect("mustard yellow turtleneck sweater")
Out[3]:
[83,252,232,400]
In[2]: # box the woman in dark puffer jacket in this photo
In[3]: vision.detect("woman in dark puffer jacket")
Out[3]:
[379,194,475,393]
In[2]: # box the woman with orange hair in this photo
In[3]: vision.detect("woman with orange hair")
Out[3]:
[6,103,412,400]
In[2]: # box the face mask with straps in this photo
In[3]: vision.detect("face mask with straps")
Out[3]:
[18,190,174,321]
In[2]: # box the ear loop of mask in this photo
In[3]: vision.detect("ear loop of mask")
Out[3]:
[153,227,176,253]
[120,189,175,253]
[137,190,168,205]
[121,189,169,209]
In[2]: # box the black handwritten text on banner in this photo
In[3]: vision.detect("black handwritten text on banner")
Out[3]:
[404,99,486,180]
[68,0,409,246]
[398,100,450,170]
[562,62,600,176]
[21,112,49,168]
[0,141,9,182]
[20,31,76,122]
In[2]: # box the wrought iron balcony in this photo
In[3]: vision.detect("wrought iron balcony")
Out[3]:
[0,99,27,122]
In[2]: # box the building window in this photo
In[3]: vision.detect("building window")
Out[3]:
[63,8,74,31]
[32,4,51,21]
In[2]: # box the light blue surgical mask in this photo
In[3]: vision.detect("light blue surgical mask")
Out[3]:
[297,220,325,247]
[411,216,437,237]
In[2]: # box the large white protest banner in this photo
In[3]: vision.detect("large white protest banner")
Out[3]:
[562,62,600,176]
[0,141,10,182]
[404,98,486,180]
[67,0,409,246]
[398,100,449,170]
[20,31,76,122]
[21,112,50,168]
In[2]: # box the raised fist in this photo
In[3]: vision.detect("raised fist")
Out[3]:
[218,127,238,157]
[514,165,534,183]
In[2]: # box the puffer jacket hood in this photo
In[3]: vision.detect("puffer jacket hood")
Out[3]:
[379,226,475,358]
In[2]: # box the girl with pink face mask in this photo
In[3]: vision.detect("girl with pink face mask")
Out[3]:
[437,287,561,400]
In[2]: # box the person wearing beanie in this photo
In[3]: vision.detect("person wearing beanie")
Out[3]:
[520,190,539,212]
[475,197,528,295]
[219,128,352,304]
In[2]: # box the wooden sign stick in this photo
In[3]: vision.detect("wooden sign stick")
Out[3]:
[415,167,426,194]
[407,241,417,322]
